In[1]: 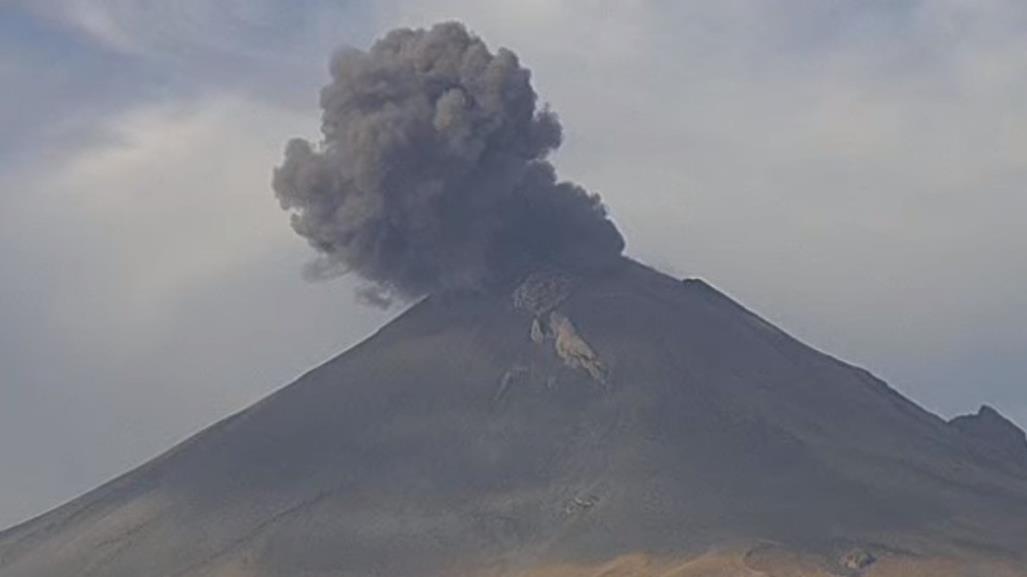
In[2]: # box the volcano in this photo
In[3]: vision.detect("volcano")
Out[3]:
[2,259,1027,576]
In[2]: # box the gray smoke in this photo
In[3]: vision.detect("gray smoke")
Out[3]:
[273,22,624,302]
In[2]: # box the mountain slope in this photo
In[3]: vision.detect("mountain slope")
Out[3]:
[2,259,1027,577]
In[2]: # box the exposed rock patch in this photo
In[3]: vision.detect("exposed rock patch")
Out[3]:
[530,318,547,344]
[950,405,1027,459]
[495,365,529,402]
[840,548,876,571]
[514,270,606,384]
[549,312,607,384]
[563,494,600,515]
[524,310,607,385]
[513,270,575,316]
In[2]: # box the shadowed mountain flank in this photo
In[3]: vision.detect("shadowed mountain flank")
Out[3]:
[950,405,1027,466]
[2,259,1027,577]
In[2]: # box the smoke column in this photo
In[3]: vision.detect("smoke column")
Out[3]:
[273,22,624,303]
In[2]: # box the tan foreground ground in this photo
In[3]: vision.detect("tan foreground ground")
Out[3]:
[498,548,1027,577]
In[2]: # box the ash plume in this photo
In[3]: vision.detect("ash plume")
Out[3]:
[272,22,624,302]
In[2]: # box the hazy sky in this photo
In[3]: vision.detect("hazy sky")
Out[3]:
[1,0,1025,530]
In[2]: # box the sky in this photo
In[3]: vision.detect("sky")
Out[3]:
[1,0,1025,529]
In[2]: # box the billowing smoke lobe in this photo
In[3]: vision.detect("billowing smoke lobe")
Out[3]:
[273,22,624,303]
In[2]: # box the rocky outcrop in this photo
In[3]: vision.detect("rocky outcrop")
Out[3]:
[495,364,528,401]
[950,405,1027,460]
[549,312,607,384]
[530,318,546,344]
[563,494,600,515]
[840,548,876,571]
[513,270,574,316]
[514,270,606,384]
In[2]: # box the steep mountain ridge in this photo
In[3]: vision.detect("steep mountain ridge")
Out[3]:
[950,405,1027,467]
[2,259,1026,577]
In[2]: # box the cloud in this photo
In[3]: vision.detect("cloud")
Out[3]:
[0,94,393,527]
[7,0,378,111]
[18,0,315,56]
[273,22,623,301]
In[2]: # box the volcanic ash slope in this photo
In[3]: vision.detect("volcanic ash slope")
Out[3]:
[2,259,1027,577]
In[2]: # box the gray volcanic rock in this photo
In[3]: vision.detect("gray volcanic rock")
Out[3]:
[2,259,1027,577]
[950,405,1027,465]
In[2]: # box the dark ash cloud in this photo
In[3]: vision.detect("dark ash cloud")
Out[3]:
[272,22,623,302]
